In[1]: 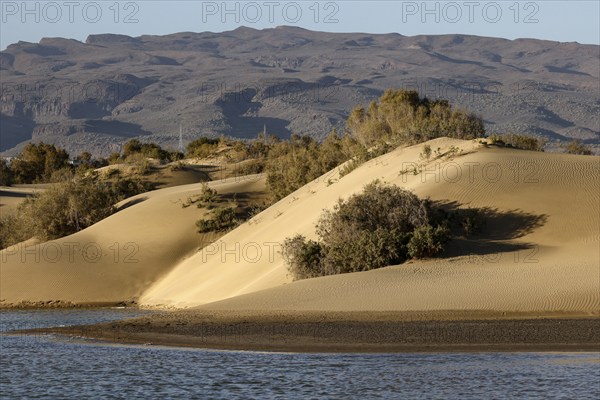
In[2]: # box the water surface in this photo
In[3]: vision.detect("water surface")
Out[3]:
[1,310,598,399]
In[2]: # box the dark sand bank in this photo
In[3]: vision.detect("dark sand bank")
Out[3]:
[13,310,600,353]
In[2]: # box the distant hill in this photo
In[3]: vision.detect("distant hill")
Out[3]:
[1,26,598,156]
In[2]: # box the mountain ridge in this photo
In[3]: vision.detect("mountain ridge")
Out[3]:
[1,26,598,156]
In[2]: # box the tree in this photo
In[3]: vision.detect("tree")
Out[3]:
[0,159,13,186]
[10,142,70,183]
[187,137,220,158]
[123,139,143,157]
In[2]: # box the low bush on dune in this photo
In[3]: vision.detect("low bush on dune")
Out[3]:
[564,140,593,155]
[282,181,451,280]
[265,131,361,200]
[487,133,546,151]
[186,137,220,159]
[196,206,240,233]
[0,176,152,249]
[346,89,485,147]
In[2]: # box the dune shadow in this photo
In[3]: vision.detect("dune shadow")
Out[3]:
[0,190,33,199]
[429,200,548,259]
[441,238,537,259]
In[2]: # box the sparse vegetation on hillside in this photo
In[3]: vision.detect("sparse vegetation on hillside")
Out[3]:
[564,140,593,155]
[1,89,491,249]
[196,206,240,233]
[265,131,360,200]
[282,181,451,280]
[487,133,546,152]
[347,89,485,147]
[0,159,13,186]
[8,142,70,184]
[0,175,152,249]
[267,90,485,200]
[121,139,184,163]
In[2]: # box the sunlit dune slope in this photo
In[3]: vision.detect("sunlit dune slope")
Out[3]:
[140,138,599,312]
[0,176,265,305]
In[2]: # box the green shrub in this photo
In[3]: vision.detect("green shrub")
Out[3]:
[198,183,218,205]
[407,224,450,258]
[347,89,485,147]
[10,142,70,183]
[121,139,179,163]
[3,180,114,243]
[136,159,152,175]
[108,152,122,164]
[196,206,239,233]
[266,132,360,200]
[0,175,153,248]
[420,144,432,160]
[565,140,592,155]
[0,159,13,186]
[488,133,545,151]
[282,235,323,280]
[282,181,451,280]
[187,137,220,158]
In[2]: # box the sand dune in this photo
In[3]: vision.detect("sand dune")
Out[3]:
[0,175,265,306]
[140,138,600,313]
[2,138,598,315]
[0,185,48,215]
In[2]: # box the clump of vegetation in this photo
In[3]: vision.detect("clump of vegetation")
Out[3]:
[186,137,220,159]
[106,139,183,166]
[1,159,14,186]
[487,133,545,151]
[564,140,593,155]
[420,144,432,160]
[0,175,152,248]
[123,139,183,163]
[460,208,486,236]
[8,142,70,184]
[197,183,218,207]
[346,89,485,147]
[267,90,484,200]
[196,206,239,233]
[265,131,360,200]
[282,181,451,280]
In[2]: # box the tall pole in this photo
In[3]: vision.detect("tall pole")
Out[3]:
[179,124,184,153]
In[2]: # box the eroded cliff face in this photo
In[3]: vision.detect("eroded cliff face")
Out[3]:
[1,28,598,156]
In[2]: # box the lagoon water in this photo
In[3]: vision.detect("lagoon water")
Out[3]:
[1,310,598,399]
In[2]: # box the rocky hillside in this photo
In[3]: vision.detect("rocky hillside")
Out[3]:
[1,26,598,156]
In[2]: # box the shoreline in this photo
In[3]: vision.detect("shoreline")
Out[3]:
[0,302,139,310]
[11,310,600,353]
